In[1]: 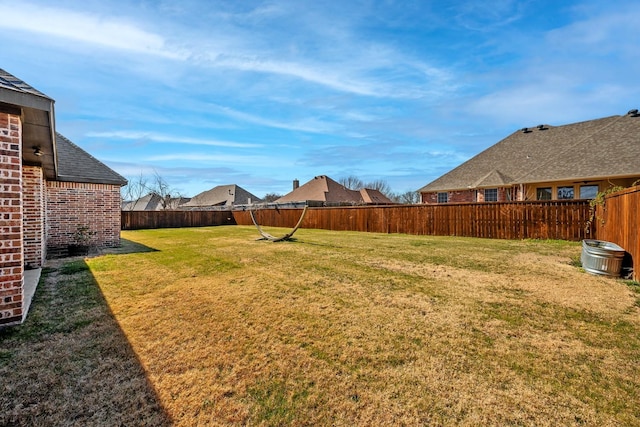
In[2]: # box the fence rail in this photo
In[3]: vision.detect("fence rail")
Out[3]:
[232,200,592,241]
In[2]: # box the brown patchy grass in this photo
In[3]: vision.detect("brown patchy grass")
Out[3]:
[3,226,640,426]
[0,257,170,426]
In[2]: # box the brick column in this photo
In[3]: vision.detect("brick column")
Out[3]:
[23,165,46,267]
[0,111,24,326]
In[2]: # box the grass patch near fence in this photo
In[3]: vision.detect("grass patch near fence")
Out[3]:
[3,226,640,426]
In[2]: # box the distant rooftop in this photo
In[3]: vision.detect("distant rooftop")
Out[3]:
[182,184,263,208]
[276,175,394,205]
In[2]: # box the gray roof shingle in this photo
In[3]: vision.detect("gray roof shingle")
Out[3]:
[55,133,127,185]
[182,184,262,207]
[419,113,640,192]
[276,175,394,204]
[122,193,190,210]
[0,68,52,100]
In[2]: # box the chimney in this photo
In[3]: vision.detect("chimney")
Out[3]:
[293,179,299,190]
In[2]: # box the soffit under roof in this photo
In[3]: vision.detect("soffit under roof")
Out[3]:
[0,69,57,179]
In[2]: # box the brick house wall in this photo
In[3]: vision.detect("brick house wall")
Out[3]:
[46,181,122,256]
[422,189,475,204]
[476,187,512,202]
[422,187,521,204]
[23,165,46,268]
[0,111,24,325]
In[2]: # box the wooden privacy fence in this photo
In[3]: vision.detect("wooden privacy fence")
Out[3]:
[121,194,639,278]
[122,210,236,230]
[595,185,640,280]
[232,200,592,241]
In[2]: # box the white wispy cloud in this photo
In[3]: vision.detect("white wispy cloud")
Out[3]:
[0,2,455,100]
[452,0,525,32]
[463,5,640,126]
[206,104,342,134]
[86,131,261,148]
[0,2,187,59]
[209,55,382,97]
[145,153,270,165]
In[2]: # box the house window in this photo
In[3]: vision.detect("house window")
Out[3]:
[557,186,574,199]
[579,185,599,199]
[484,188,498,202]
[536,187,552,200]
[437,192,448,203]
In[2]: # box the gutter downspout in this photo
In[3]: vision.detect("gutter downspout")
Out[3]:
[49,100,58,178]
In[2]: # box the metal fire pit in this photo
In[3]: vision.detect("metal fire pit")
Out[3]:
[581,239,625,277]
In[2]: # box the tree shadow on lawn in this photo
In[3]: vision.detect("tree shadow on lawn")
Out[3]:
[0,255,171,426]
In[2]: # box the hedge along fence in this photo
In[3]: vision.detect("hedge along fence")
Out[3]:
[232,200,593,241]
[595,185,640,280]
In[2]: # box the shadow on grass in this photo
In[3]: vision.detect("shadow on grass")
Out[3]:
[0,257,171,426]
[102,238,160,255]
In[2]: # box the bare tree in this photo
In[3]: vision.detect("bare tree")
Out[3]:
[263,193,283,203]
[121,170,185,210]
[364,179,393,197]
[340,175,395,199]
[148,171,179,211]
[121,173,148,210]
[339,175,364,190]
[396,190,421,204]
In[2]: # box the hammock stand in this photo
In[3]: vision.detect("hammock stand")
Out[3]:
[249,205,309,242]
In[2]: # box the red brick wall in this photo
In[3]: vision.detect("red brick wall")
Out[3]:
[421,190,475,204]
[422,187,523,204]
[0,111,24,325]
[23,165,46,268]
[46,181,122,256]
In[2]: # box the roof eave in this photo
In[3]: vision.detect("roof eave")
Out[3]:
[55,175,128,186]
[0,88,53,112]
[518,172,640,185]
[1,97,57,180]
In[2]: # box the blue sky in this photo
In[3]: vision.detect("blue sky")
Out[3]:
[2,1,639,198]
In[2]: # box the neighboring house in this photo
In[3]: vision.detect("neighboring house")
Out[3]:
[275,175,394,205]
[0,68,127,326]
[181,184,262,209]
[122,193,190,211]
[419,110,640,204]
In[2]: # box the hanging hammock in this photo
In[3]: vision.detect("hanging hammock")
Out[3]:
[249,205,309,242]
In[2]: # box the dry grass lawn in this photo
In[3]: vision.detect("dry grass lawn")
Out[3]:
[2,226,640,426]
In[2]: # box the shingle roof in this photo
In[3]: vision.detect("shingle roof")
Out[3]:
[275,175,394,204]
[0,68,51,100]
[359,188,394,204]
[122,193,190,210]
[122,193,162,211]
[55,133,127,185]
[182,184,262,207]
[419,113,640,192]
[276,175,355,203]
